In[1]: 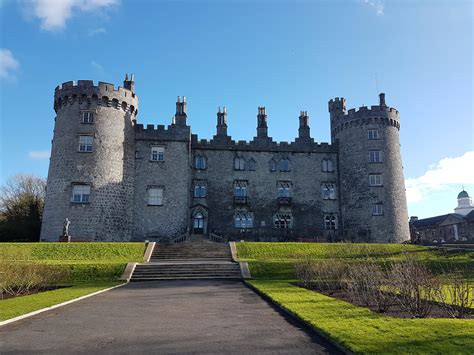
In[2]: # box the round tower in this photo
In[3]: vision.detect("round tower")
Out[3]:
[40,76,138,241]
[329,93,409,243]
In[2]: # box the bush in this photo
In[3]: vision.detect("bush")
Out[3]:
[295,256,347,291]
[436,273,473,318]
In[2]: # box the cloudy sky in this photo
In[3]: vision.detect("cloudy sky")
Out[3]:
[0,0,472,218]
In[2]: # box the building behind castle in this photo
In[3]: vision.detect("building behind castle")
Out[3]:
[40,75,410,243]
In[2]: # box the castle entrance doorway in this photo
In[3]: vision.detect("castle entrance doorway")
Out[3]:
[193,212,205,234]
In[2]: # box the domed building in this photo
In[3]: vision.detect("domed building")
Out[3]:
[409,188,474,244]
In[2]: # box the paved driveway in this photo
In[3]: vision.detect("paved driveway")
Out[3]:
[0,280,339,354]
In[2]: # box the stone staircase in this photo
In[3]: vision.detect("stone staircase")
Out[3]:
[130,242,242,281]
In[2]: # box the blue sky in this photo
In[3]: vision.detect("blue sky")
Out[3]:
[0,0,472,218]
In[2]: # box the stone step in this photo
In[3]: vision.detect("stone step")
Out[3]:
[130,276,241,282]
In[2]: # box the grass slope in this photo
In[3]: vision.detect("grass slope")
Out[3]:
[237,242,474,354]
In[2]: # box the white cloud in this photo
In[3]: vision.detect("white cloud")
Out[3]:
[28,150,51,160]
[91,60,104,74]
[360,0,384,16]
[29,0,119,31]
[0,48,19,80]
[88,27,106,36]
[405,151,474,203]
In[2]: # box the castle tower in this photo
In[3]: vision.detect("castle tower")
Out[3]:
[298,111,310,139]
[40,77,138,241]
[257,106,268,138]
[174,96,187,126]
[216,106,228,136]
[329,93,409,243]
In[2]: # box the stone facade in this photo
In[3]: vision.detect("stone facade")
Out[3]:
[40,76,410,243]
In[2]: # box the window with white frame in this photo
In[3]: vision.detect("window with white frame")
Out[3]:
[248,158,256,171]
[71,184,90,203]
[372,203,383,216]
[234,180,248,197]
[322,183,337,200]
[369,150,382,163]
[279,158,290,172]
[194,181,207,198]
[368,129,379,140]
[234,156,245,170]
[274,213,292,229]
[322,159,334,172]
[324,214,338,230]
[369,174,383,186]
[148,187,163,205]
[151,147,164,161]
[234,212,254,228]
[82,111,94,124]
[277,181,292,197]
[78,135,93,152]
[194,154,207,169]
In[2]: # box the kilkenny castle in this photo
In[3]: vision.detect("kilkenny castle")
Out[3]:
[40,75,410,243]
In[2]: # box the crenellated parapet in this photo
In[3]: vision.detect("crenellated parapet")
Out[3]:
[54,80,139,116]
[134,123,191,141]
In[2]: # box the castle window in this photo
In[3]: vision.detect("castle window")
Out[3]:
[234,212,254,228]
[322,159,334,172]
[277,181,292,197]
[369,174,383,186]
[194,181,207,198]
[269,159,276,172]
[322,183,337,200]
[194,155,207,169]
[369,150,382,163]
[324,214,338,230]
[274,213,292,229]
[151,147,164,161]
[368,129,379,140]
[248,158,256,171]
[82,111,94,124]
[71,184,90,203]
[148,187,163,206]
[234,180,248,197]
[234,156,245,171]
[78,135,93,152]
[372,203,383,216]
[279,158,291,172]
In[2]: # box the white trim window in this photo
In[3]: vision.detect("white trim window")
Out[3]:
[279,158,291,172]
[322,183,337,200]
[71,184,90,203]
[234,212,254,228]
[322,159,334,172]
[234,156,245,171]
[151,147,164,161]
[78,135,93,152]
[194,155,207,169]
[324,214,338,230]
[368,129,379,140]
[234,180,248,197]
[148,187,163,205]
[274,213,292,229]
[194,181,207,198]
[277,181,292,197]
[369,150,382,163]
[82,111,94,124]
[372,203,383,216]
[369,174,383,186]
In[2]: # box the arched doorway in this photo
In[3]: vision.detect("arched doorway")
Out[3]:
[193,212,205,234]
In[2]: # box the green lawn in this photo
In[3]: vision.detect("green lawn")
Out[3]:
[0,242,146,321]
[237,242,474,354]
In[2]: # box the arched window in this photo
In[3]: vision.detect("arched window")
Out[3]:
[279,158,290,172]
[324,215,337,230]
[194,155,207,169]
[322,159,334,172]
[269,159,276,172]
[234,156,245,171]
[248,158,256,171]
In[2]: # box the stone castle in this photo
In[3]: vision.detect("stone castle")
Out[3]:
[40,75,410,243]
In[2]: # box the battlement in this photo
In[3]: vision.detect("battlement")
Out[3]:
[54,79,138,114]
[134,123,190,141]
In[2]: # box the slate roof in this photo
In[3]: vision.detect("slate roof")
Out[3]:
[411,213,467,229]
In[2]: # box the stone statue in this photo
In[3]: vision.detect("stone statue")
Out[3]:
[63,218,70,237]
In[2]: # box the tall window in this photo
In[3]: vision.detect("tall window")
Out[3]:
[71,184,90,203]
[151,147,164,161]
[82,111,94,124]
[234,212,254,228]
[194,181,207,198]
[194,155,207,169]
[322,159,334,172]
[277,181,291,197]
[369,174,383,186]
[274,213,292,229]
[324,214,338,230]
[234,156,245,170]
[269,159,276,172]
[368,129,379,140]
[322,183,337,200]
[234,180,248,197]
[148,187,163,205]
[78,135,93,152]
[279,158,290,172]
[372,203,383,216]
[248,158,256,171]
[369,150,382,163]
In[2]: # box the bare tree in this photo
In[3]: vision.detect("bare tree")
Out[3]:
[436,272,473,318]
[0,174,46,242]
